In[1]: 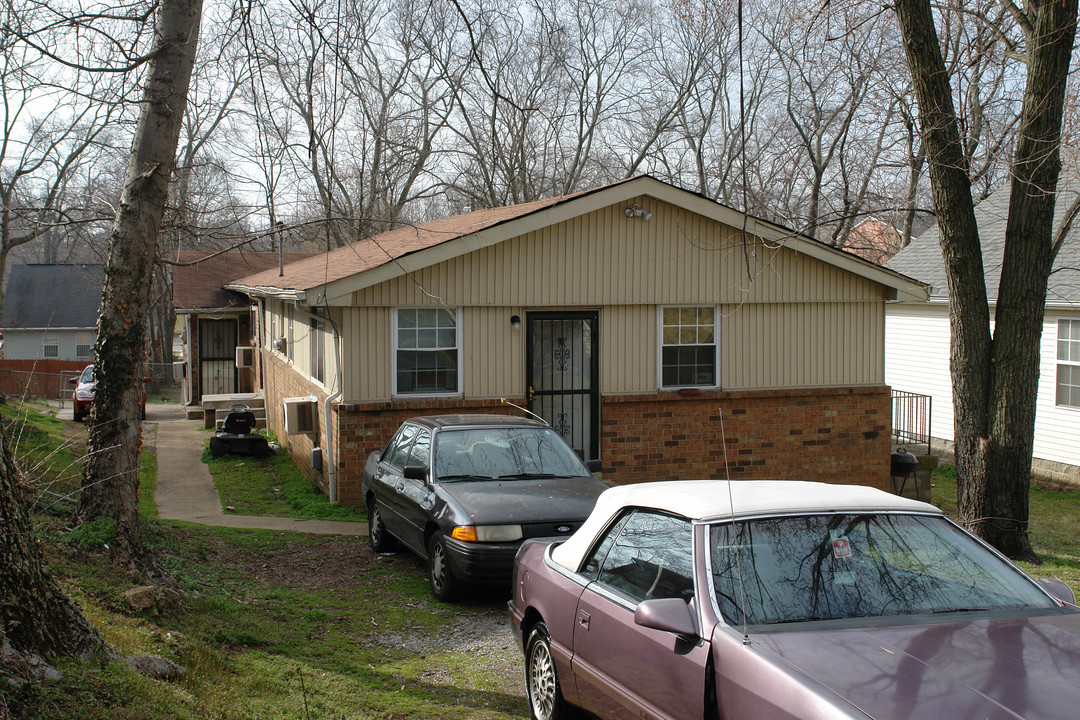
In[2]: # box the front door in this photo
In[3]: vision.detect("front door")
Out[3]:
[526,312,599,462]
[198,318,238,398]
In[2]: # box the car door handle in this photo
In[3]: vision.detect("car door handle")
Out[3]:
[577,610,590,630]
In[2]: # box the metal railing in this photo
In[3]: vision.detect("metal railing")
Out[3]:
[891,389,932,456]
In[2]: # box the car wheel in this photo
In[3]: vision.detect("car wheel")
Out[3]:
[209,436,227,457]
[367,501,397,553]
[526,622,572,720]
[427,532,460,602]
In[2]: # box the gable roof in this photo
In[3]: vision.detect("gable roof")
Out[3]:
[1,264,104,329]
[173,251,314,312]
[887,180,1080,307]
[227,176,928,305]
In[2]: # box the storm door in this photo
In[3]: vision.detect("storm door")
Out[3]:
[526,312,599,462]
[199,318,238,397]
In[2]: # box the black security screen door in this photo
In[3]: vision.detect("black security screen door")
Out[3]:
[526,312,599,462]
[199,318,238,396]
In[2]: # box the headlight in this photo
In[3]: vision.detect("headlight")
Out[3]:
[76,390,93,400]
[451,525,523,542]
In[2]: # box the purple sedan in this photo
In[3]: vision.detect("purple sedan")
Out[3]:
[508,480,1080,720]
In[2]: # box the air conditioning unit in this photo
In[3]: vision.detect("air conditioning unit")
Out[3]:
[283,397,317,435]
[235,346,255,368]
[172,361,185,382]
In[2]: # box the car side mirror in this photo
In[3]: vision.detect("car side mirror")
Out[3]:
[1038,578,1076,605]
[586,459,603,473]
[403,465,429,482]
[69,377,79,385]
[143,376,152,383]
[634,598,697,638]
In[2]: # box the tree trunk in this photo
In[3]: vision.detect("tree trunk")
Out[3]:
[895,0,1077,560]
[0,426,106,663]
[78,0,204,561]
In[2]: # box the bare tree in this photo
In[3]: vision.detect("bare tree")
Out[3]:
[894,0,1077,559]
[0,0,130,316]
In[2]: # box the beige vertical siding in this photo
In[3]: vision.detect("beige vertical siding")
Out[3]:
[723,301,884,389]
[601,306,656,394]
[327,197,890,402]
[463,307,526,398]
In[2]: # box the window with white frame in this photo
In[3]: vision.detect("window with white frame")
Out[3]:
[660,306,717,388]
[1056,319,1080,407]
[42,332,59,358]
[310,315,325,384]
[75,331,94,358]
[395,308,460,394]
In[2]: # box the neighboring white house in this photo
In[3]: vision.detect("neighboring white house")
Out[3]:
[0,264,104,361]
[886,185,1080,487]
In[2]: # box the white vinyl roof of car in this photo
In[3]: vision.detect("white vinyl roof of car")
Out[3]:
[551,480,942,572]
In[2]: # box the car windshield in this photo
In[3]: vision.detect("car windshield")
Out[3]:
[710,513,1057,626]
[433,427,589,481]
[80,366,94,383]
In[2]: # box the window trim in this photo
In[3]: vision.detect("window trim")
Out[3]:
[310,314,325,385]
[1056,318,1080,409]
[75,331,94,359]
[42,331,59,359]
[392,307,463,397]
[657,305,720,390]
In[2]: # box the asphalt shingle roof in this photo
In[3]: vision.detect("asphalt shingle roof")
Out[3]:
[887,181,1080,305]
[172,251,314,311]
[1,264,104,328]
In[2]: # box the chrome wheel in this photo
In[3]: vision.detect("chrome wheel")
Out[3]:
[525,623,567,720]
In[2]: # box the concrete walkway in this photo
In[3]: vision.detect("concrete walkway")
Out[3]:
[151,404,367,535]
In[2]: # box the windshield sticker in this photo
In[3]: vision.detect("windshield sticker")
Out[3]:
[830,530,852,559]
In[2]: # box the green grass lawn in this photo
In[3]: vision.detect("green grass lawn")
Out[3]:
[202,437,367,522]
[3,401,519,719]
[931,463,1080,595]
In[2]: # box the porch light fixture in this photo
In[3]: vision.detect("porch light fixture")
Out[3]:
[510,315,522,331]
[624,203,653,221]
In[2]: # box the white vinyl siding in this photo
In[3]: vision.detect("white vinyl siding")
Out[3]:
[887,304,1080,472]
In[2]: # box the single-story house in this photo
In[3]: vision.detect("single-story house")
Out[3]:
[226,175,928,505]
[0,263,104,398]
[1,264,103,361]
[886,182,1080,488]
[173,251,312,406]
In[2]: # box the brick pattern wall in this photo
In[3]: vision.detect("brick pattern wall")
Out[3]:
[264,359,892,506]
[602,387,892,489]
[262,353,330,492]
[333,398,523,507]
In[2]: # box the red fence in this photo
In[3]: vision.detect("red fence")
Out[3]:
[0,360,88,401]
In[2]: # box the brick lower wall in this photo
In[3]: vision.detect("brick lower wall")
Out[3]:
[262,358,893,506]
[323,385,893,506]
[601,387,892,490]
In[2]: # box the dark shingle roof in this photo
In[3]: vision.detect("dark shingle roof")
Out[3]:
[172,251,314,311]
[887,181,1080,305]
[1,264,104,328]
